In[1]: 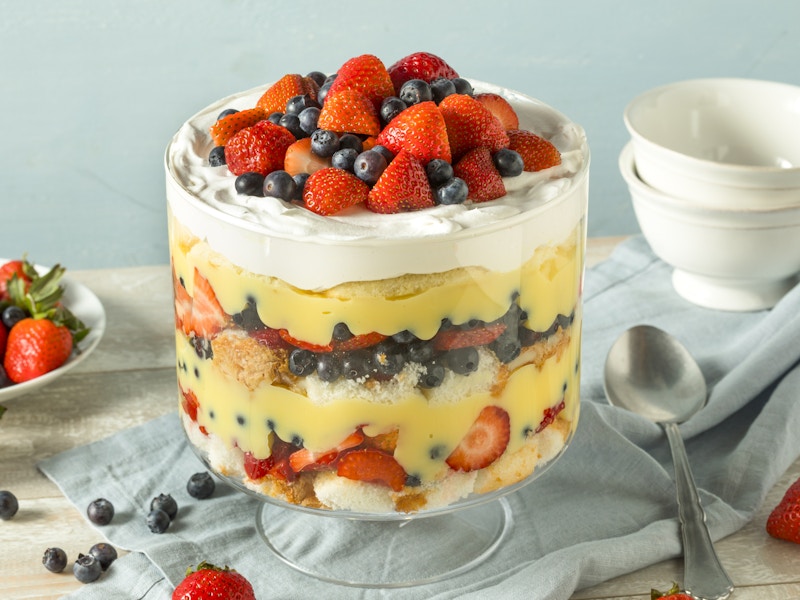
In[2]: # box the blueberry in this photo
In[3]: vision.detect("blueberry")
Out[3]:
[371,144,394,163]
[435,177,469,205]
[331,322,353,341]
[318,75,337,104]
[493,148,524,177]
[338,133,363,153]
[187,471,216,499]
[451,78,474,96]
[217,108,238,120]
[342,350,374,380]
[278,113,305,138]
[331,148,358,172]
[146,508,170,534]
[288,349,317,376]
[306,70,327,87]
[391,330,418,344]
[42,547,68,573]
[150,493,178,520]
[419,359,446,388]
[445,347,480,375]
[267,111,284,125]
[353,150,388,185]
[380,96,407,125]
[373,341,405,376]
[86,498,114,525]
[235,172,266,196]
[407,340,435,364]
[298,106,321,135]
[430,77,457,104]
[2,305,26,330]
[208,146,226,167]
[489,332,522,363]
[73,553,102,583]
[399,79,433,105]
[88,542,118,571]
[310,129,340,157]
[292,173,310,200]
[519,326,542,347]
[191,335,213,360]
[286,94,319,115]
[315,353,342,382]
[263,170,297,201]
[0,490,18,520]
[232,301,264,330]
[426,159,454,187]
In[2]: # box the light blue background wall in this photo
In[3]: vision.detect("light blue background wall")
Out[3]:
[2,1,798,270]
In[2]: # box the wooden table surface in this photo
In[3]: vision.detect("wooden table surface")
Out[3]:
[0,236,798,599]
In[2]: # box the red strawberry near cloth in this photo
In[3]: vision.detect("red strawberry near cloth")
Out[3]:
[172,562,256,600]
[766,476,800,544]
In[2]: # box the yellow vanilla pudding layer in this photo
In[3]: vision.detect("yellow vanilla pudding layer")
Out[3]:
[166,79,589,514]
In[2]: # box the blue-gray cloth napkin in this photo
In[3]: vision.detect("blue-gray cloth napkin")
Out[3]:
[39,235,800,599]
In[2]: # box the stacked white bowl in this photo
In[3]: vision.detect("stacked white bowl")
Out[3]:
[620,78,800,311]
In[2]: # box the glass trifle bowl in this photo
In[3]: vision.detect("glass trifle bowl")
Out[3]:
[165,55,589,587]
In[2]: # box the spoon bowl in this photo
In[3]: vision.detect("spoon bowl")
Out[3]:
[604,325,734,600]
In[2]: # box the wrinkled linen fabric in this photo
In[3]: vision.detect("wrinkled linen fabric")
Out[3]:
[39,235,800,599]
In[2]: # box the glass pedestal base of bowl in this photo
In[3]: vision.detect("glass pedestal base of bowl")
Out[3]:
[255,496,513,588]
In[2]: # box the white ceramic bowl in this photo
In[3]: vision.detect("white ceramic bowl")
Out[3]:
[620,143,800,311]
[624,78,800,209]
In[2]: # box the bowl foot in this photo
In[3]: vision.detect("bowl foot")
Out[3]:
[672,269,799,311]
[255,496,513,588]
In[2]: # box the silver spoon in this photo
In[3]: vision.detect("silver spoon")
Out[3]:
[603,325,734,600]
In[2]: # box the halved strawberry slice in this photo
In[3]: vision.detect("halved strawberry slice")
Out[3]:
[334,331,388,352]
[244,436,298,482]
[172,266,193,335]
[317,89,381,136]
[289,429,366,473]
[387,51,460,91]
[277,329,334,353]
[249,327,291,350]
[439,93,510,160]
[453,147,506,202]
[284,137,332,176]
[256,74,319,114]
[474,93,519,130]
[303,167,370,216]
[327,54,394,111]
[432,322,506,351]
[366,149,435,214]
[507,129,562,172]
[446,405,510,472]
[375,101,450,165]
[188,268,229,339]
[179,385,199,422]
[337,448,407,491]
[225,120,297,176]
[209,107,266,146]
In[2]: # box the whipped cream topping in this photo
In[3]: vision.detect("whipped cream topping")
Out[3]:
[166,80,589,290]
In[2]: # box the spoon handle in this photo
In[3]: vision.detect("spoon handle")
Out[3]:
[664,422,734,600]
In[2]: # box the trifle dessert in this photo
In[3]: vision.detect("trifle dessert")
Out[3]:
[166,52,588,514]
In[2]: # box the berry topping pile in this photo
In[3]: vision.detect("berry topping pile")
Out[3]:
[206,51,562,215]
[0,257,90,392]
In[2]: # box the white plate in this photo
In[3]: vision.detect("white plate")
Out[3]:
[0,262,106,401]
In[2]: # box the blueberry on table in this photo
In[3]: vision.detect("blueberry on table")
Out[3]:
[0,490,18,520]
[86,498,114,525]
[88,542,118,571]
[73,553,102,583]
[146,508,170,534]
[42,547,68,573]
[187,471,216,499]
[150,493,178,520]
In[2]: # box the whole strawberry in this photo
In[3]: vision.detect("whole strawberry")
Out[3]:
[4,318,73,383]
[651,583,693,600]
[766,476,800,544]
[172,562,256,600]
